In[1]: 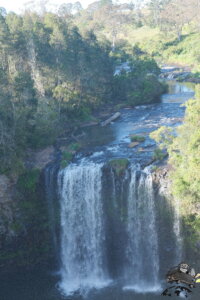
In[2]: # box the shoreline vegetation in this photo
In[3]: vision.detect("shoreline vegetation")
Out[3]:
[1,0,200,270]
[0,9,165,177]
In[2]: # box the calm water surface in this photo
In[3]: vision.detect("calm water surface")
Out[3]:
[1,268,200,300]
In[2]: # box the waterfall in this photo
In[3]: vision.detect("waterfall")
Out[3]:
[173,197,183,264]
[58,162,109,295]
[56,159,183,296]
[124,166,160,292]
[45,164,59,258]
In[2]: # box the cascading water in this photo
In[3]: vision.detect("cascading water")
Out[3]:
[124,165,160,292]
[58,161,109,295]
[45,164,59,258]
[173,197,183,264]
[57,158,183,296]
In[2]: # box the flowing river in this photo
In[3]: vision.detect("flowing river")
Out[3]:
[1,79,199,300]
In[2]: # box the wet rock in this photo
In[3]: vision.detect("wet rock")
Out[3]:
[128,142,140,148]
[162,285,192,297]
[166,263,196,285]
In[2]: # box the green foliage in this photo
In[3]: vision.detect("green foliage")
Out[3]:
[183,215,200,250]
[130,135,145,142]
[0,11,113,173]
[168,89,200,205]
[153,148,167,161]
[150,126,174,149]
[109,158,129,176]
[160,33,200,71]
[61,151,73,168]
[151,86,200,212]
[28,108,59,149]
[68,143,81,151]
[0,9,164,176]
[17,169,40,193]
[113,58,164,106]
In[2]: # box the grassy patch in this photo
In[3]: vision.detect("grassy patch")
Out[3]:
[68,142,81,152]
[130,134,145,142]
[61,151,73,168]
[60,142,82,168]
[109,158,129,176]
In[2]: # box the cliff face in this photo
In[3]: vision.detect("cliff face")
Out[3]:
[0,175,18,243]
[0,146,56,269]
[152,165,172,198]
[152,165,200,268]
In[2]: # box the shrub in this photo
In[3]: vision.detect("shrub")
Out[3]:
[153,148,167,161]
[130,135,145,142]
[109,158,129,176]
[61,151,73,168]
[17,169,40,193]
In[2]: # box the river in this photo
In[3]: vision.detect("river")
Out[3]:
[0,80,199,300]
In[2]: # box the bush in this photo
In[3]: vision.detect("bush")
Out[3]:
[61,151,73,168]
[17,169,40,193]
[68,143,81,151]
[153,148,167,161]
[130,135,145,142]
[109,158,129,176]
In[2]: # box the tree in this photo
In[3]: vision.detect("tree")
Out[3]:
[0,14,10,50]
[73,2,83,14]
[58,3,73,16]
[0,7,7,17]
[160,0,198,40]
[170,92,200,204]
[152,86,200,206]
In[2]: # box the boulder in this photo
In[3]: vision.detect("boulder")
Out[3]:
[166,263,196,286]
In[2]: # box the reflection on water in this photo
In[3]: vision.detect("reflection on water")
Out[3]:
[162,81,195,103]
[167,81,195,94]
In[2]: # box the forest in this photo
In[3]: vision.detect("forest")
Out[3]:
[1,0,200,175]
[1,1,200,297]
[0,2,166,175]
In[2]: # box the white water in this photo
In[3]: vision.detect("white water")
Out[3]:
[58,162,109,295]
[125,165,160,292]
[57,159,183,296]
[173,197,183,264]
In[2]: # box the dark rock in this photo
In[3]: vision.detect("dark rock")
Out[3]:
[166,263,196,285]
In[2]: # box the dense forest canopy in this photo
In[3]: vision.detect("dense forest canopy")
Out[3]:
[0,1,166,174]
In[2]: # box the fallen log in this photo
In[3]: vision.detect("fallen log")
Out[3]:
[101,112,121,126]
[71,131,86,142]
